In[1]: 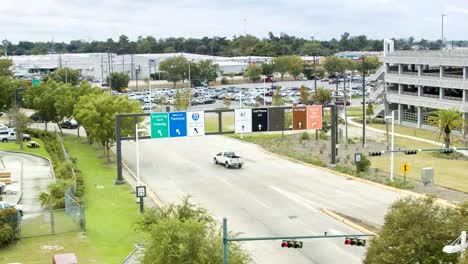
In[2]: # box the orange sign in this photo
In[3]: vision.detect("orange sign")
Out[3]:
[292,107,307,130]
[307,105,323,130]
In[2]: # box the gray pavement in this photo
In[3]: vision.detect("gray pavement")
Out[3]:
[0,150,53,214]
[122,135,409,264]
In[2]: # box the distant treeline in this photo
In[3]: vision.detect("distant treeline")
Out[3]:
[1,32,467,57]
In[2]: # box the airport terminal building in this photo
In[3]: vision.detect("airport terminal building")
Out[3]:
[371,40,468,135]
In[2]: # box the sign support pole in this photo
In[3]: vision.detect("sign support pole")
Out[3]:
[223,217,228,264]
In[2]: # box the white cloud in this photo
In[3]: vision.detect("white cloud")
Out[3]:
[1,0,468,43]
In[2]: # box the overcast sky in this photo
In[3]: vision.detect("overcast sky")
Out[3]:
[1,0,468,43]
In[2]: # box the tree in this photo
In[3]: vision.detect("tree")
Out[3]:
[428,108,464,148]
[195,60,219,84]
[173,89,189,111]
[0,58,13,77]
[323,56,346,77]
[261,63,274,77]
[364,197,468,264]
[159,56,189,88]
[272,56,303,80]
[0,77,26,111]
[227,72,236,83]
[244,64,262,82]
[43,67,80,85]
[137,197,251,264]
[223,97,231,108]
[107,72,130,92]
[314,87,331,104]
[7,108,31,149]
[272,87,284,106]
[299,85,309,104]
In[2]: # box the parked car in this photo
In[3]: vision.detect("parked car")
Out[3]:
[30,112,44,123]
[59,119,78,129]
[213,151,244,168]
[263,76,274,83]
[0,130,31,143]
[0,201,23,216]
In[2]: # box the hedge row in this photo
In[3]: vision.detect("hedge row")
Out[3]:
[0,208,19,245]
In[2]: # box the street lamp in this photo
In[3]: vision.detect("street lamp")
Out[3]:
[384,110,396,182]
[64,60,69,84]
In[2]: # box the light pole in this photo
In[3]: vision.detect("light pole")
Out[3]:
[385,110,396,182]
[64,60,69,84]
[441,14,446,49]
[135,124,147,186]
[263,77,266,106]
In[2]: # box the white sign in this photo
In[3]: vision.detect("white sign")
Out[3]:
[187,111,205,136]
[235,109,252,133]
[136,186,146,198]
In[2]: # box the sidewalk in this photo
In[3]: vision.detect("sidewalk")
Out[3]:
[346,117,468,203]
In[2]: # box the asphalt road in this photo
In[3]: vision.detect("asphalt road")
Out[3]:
[122,135,407,264]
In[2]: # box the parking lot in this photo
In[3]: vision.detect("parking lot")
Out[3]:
[116,78,373,112]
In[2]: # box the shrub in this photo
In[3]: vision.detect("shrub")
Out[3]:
[0,208,19,246]
[300,132,310,141]
[221,77,229,85]
[319,130,329,140]
[357,155,371,172]
[347,138,356,144]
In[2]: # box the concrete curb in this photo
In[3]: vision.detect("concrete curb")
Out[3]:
[223,136,457,208]
[321,208,378,236]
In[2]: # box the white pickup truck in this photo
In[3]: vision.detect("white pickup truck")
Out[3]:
[214,152,244,168]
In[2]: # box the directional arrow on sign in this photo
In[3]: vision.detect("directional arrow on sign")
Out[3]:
[298,122,302,129]
[258,124,262,130]
[242,125,245,131]
[176,129,181,135]
[157,130,162,136]
[194,128,198,134]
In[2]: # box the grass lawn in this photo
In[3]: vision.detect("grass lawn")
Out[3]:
[346,106,363,117]
[369,123,466,147]
[0,137,51,159]
[0,136,142,264]
[369,137,468,192]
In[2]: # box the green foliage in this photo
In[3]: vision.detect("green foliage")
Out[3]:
[43,67,80,85]
[221,77,229,85]
[0,77,26,111]
[323,56,346,75]
[0,58,13,77]
[137,197,251,264]
[107,72,130,92]
[244,64,262,82]
[272,55,303,80]
[347,138,356,144]
[314,87,331,104]
[159,56,189,88]
[0,208,18,246]
[261,63,274,76]
[7,108,31,149]
[193,59,219,83]
[272,87,284,106]
[39,180,68,209]
[223,97,231,108]
[173,89,190,111]
[357,155,371,172]
[364,198,468,264]
[366,103,374,116]
[300,132,310,140]
[427,108,464,148]
[299,85,309,104]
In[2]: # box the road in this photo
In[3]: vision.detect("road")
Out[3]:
[122,135,408,264]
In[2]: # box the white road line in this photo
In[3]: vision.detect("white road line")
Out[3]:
[270,185,320,212]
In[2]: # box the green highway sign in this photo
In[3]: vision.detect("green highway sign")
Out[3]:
[151,112,169,138]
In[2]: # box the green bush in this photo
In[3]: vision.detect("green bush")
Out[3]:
[347,138,356,144]
[357,155,371,172]
[221,77,229,85]
[300,132,310,141]
[319,130,329,140]
[0,208,19,246]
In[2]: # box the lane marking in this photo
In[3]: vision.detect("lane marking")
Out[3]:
[270,185,320,212]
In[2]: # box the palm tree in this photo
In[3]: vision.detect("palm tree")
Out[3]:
[427,108,464,148]
[314,87,331,104]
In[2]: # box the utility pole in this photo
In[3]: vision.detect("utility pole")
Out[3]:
[362,56,366,148]
[313,52,318,96]
[344,75,348,142]
[107,52,112,91]
[122,55,125,73]
[100,55,104,82]
[131,55,134,80]
[441,14,446,49]
[188,60,191,110]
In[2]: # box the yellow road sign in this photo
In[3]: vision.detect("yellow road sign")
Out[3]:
[400,162,411,174]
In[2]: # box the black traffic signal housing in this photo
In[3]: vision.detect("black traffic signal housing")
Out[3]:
[404,150,418,155]
[441,149,453,154]
[281,240,303,249]
[368,151,383,157]
[344,237,366,247]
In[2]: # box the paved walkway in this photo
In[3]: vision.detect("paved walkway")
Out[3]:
[0,150,54,213]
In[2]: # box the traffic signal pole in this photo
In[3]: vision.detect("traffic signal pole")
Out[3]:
[222,217,373,264]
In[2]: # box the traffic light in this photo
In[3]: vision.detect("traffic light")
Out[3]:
[368,151,383,157]
[281,240,303,249]
[441,149,453,154]
[344,237,366,247]
[404,150,418,155]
